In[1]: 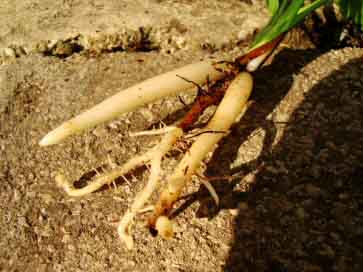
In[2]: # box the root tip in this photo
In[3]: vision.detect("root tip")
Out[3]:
[155,216,174,239]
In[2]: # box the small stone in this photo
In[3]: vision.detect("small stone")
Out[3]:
[47,245,55,253]
[17,216,30,228]
[68,244,76,251]
[13,189,21,201]
[2,48,16,58]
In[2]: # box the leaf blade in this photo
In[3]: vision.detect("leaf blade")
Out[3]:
[335,0,363,30]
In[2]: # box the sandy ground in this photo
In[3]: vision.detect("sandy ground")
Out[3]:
[1,1,363,272]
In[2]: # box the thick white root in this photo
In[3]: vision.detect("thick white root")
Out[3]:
[45,66,253,249]
[39,61,227,146]
[118,127,183,249]
[151,72,253,230]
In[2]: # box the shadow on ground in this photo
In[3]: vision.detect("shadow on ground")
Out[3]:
[172,48,321,216]
[225,56,363,271]
[184,48,363,271]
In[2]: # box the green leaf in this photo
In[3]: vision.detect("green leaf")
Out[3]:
[250,0,304,50]
[250,0,330,51]
[335,0,363,30]
[265,0,280,15]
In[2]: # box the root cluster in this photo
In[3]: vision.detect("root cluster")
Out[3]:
[40,54,258,248]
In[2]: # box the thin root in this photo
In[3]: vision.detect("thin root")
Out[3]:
[55,127,181,197]
[198,177,219,206]
[118,127,183,249]
[55,152,152,197]
[129,126,179,137]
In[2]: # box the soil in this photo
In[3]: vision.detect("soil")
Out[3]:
[1,1,363,272]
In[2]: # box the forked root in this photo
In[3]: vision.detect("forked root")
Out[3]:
[148,72,253,235]
[55,153,151,197]
[55,127,182,197]
[117,127,183,249]
[52,72,253,249]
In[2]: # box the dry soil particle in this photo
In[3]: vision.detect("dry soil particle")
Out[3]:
[1,1,363,272]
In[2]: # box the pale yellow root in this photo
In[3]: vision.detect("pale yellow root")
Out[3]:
[138,205,154,214]
[55,152,152,197]
[129,126,178,137]
[118,127,183,249]
[168,72,253,196]
[55,127,182,197]
[39,61,227,146]
[151,72,253,235]
[199,178,219,206]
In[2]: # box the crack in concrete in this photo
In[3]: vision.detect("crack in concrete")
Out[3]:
[0,26,163,62]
